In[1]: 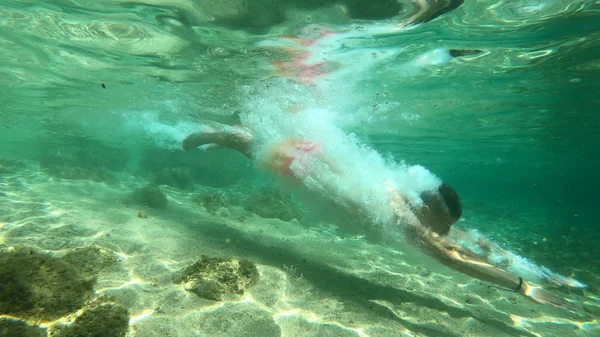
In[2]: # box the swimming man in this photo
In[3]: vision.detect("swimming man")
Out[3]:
[182,126,578,311]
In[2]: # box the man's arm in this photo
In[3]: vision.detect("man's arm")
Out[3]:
[408,223,578,310]
[410,223,521,289]
[449,228,588,289]
[388,189,578,311]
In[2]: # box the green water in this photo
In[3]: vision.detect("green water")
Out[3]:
[1,1,599,336]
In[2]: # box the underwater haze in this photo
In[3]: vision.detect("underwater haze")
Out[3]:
[1,1,599,336]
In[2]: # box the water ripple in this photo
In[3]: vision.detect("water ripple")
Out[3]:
[0,0,598,137]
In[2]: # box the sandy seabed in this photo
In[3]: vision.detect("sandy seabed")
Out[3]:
[0,166,598,337]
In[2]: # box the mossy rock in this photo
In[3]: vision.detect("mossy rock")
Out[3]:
[0,318,46,337]
[61,246,120,279]
[153,167,195,191]
[0,247,96,321]
[53,303,129,337]
[38,140,128,173]
[44,166,115,183]
[0,159,25,175]
[39,147,119,182]
[174,255,259,301]
[244,187,302,221]
[189,279,227,301]
[129,184,168,209]
[194,193,230,214]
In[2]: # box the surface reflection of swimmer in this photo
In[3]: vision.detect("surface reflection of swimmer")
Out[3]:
[401,0,465,26]
[327,0,465,26]
[182,127,579,311]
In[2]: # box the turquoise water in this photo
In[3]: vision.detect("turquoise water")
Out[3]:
[1,1,599,336]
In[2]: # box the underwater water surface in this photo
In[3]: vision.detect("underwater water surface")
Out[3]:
[1,0,599,336]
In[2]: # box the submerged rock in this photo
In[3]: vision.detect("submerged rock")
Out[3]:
[61,245,120,280]
[38,140,128,182]
[39,139,128,173]
[128,184,168,209]
[244,187,302,221]
[53,303,129,337]
[0,159,24,175]
[152,167,195,191]
[0,246,96,321]
[45,166,115,182]
[189,279,227,301]
[174,255,259,301]
[194,192,230,214]
[0,318,46,337]
[139,147,251,188]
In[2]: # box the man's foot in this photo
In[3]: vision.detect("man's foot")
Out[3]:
[182,132,217,151]
[182,130,254,158]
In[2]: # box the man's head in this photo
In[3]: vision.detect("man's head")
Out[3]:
[417,183,462,236]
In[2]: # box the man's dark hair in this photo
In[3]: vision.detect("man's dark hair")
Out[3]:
[438,183,462,220]
[420,183,462,235]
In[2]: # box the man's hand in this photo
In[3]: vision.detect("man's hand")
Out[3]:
[519,281,579,311]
